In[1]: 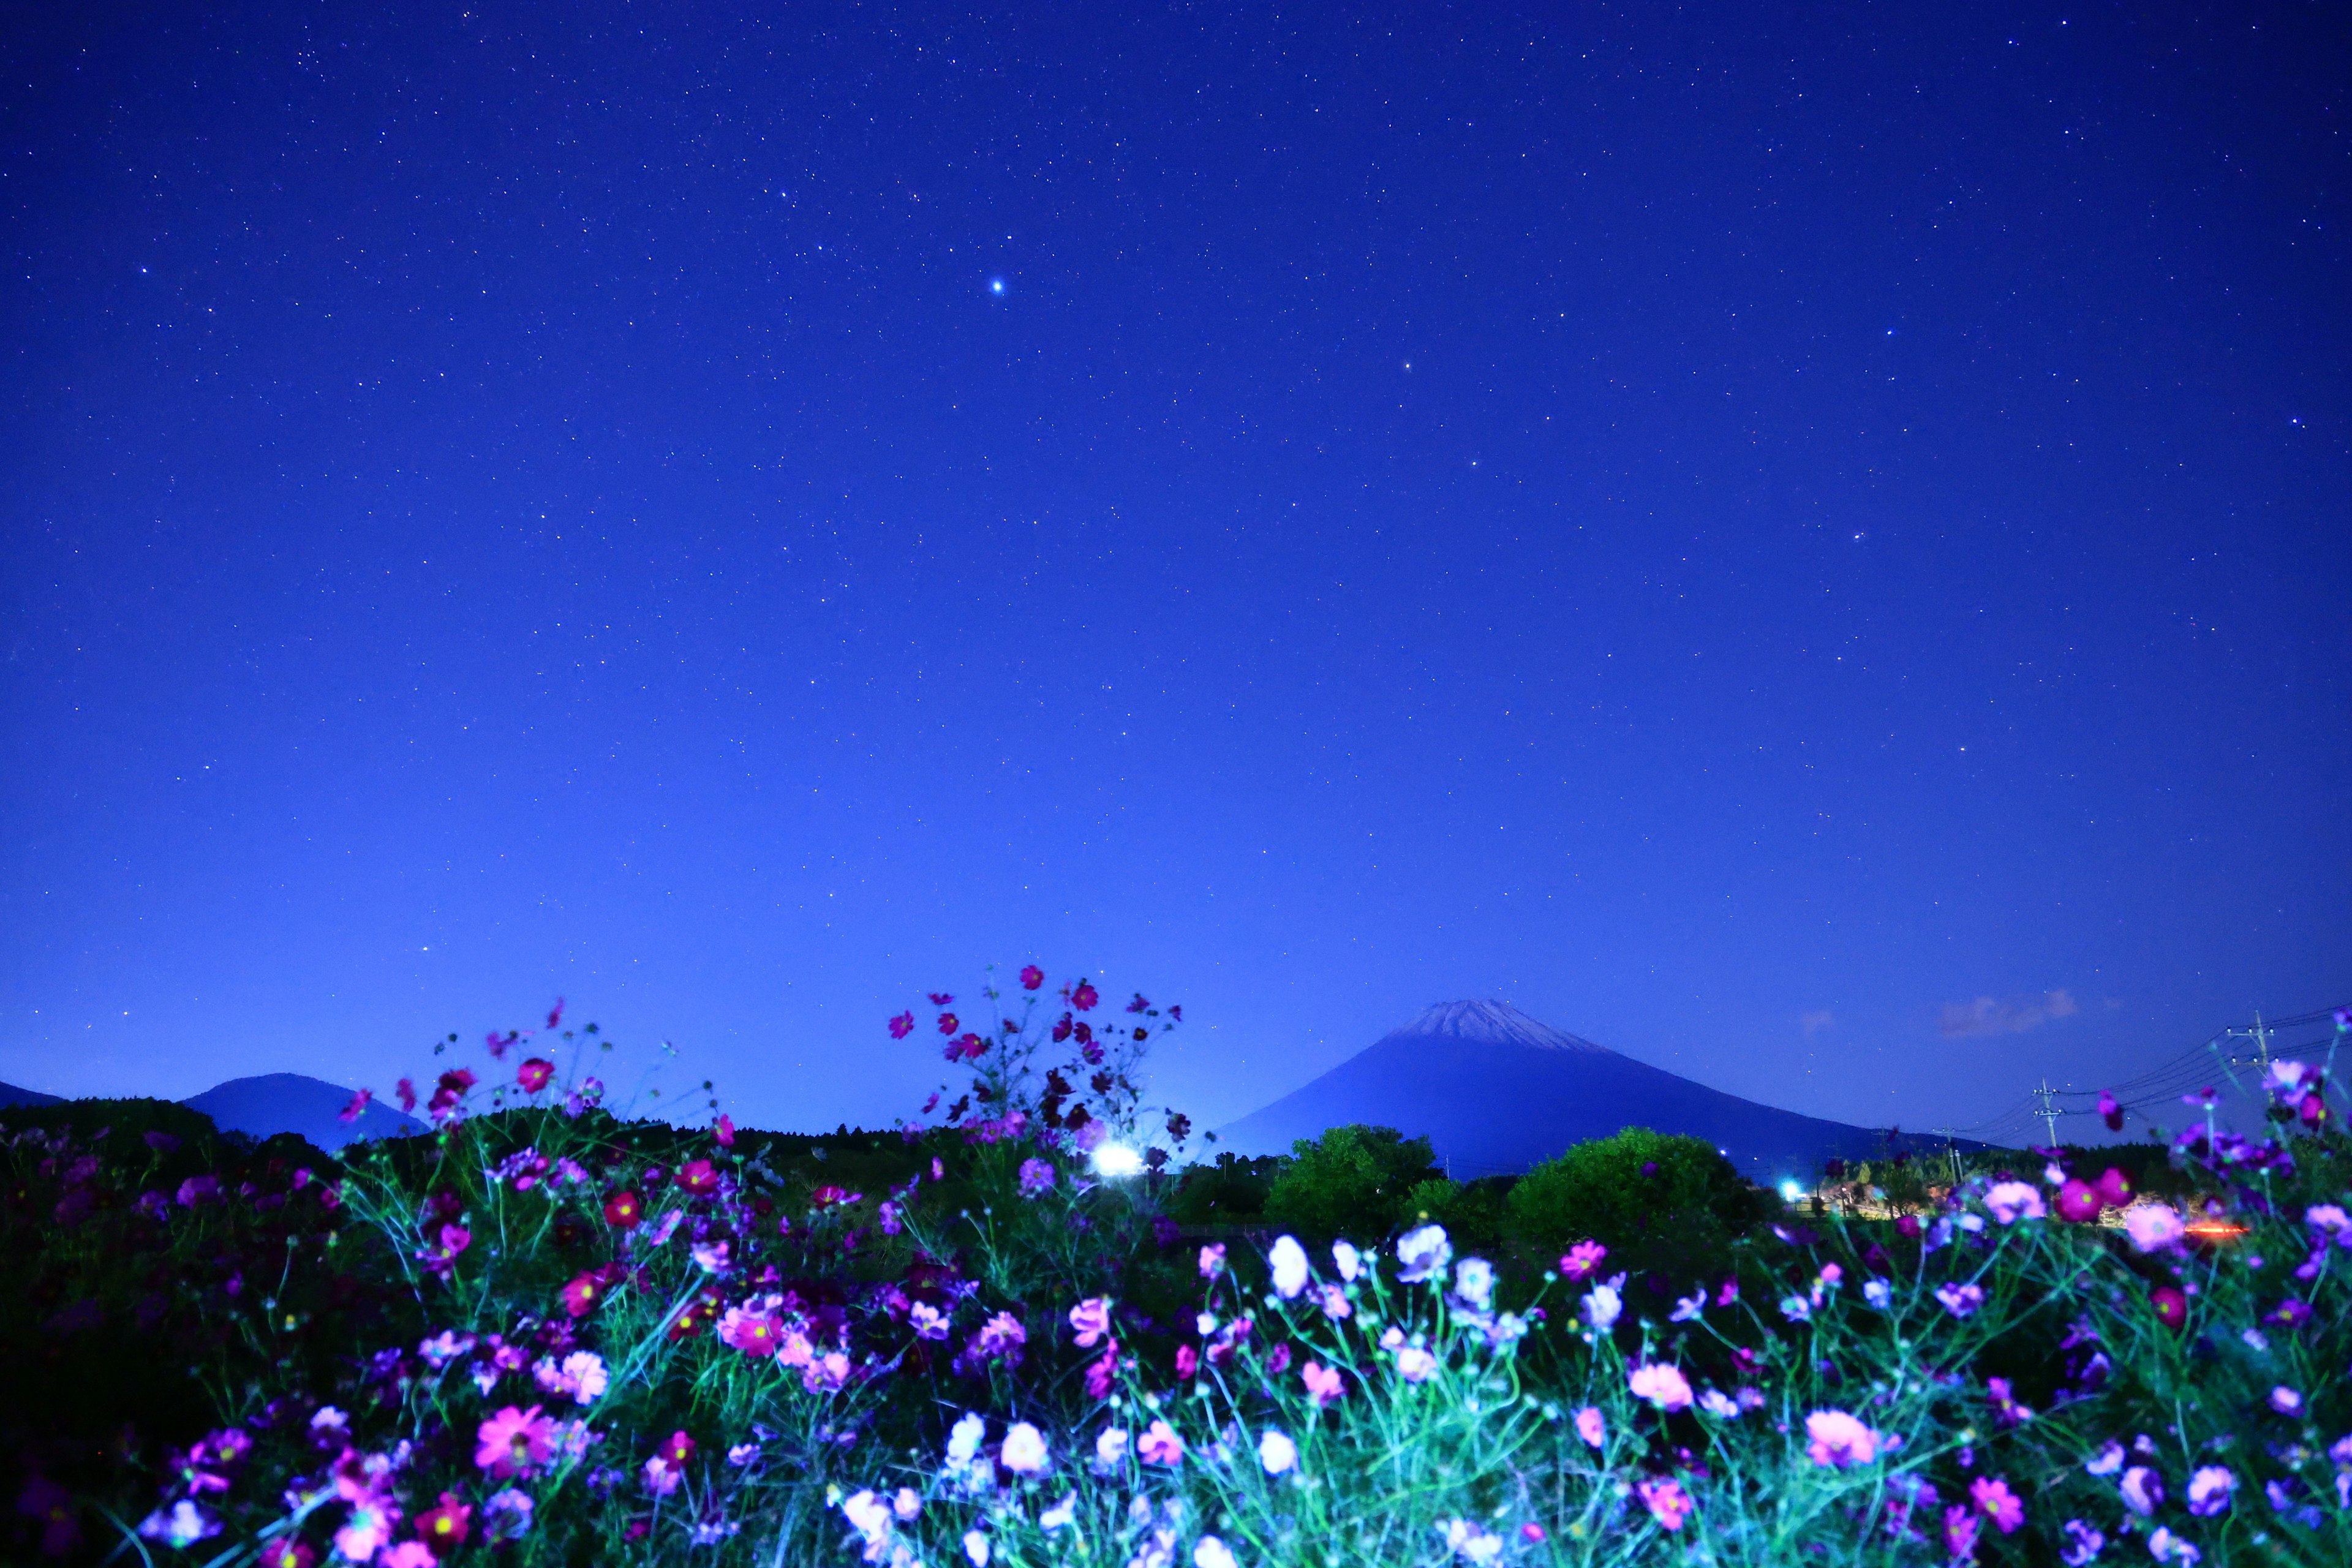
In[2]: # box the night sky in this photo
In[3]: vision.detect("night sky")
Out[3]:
[4,2,2346,1148]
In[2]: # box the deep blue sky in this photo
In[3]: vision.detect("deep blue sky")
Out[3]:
[4,1,2346,1146]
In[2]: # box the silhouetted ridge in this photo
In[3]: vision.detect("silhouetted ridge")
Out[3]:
[1219,999,1954,1183]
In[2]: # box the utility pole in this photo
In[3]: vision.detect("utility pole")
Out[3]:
[2034,1078,2062,1148]
[2217,1011,2276,1076]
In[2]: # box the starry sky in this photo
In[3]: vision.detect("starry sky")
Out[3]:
[3,1,2346,1147]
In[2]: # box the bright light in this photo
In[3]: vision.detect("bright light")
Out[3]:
[988,277,1007,295]
[1091,1143,1144,1178]
[1779,1180,1804,1202]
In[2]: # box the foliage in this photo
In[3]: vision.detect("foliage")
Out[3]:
[1507,1126,1777,1274]
[1166,1153,1283,1226]
[4,983,2350,1568]
[1262,1124,1442,1238]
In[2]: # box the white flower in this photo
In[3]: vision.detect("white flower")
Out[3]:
[963,1529,992,1566]
[1452,1257,1494,1311]
[1093,1427,1130,1470]
[1196,1311,1219,1336]
[842,1490,893,1547]
[1395,1345,1438,1382]
[1041,1493,1077,1532]
[1395,1224,1452,1283]
[1257,1429,1298,1475]
[1000,1422,1049,1477]
[1863,1278,1893,1310]
[1698,1389,1741,1419]
[1332,1240,1362,1281]
[1580,1284,1622,1332]
[946,1412,987,1467]
[1779,1294,1813,1322]
[1440,1518,1506,1564]
[893,1488,922,1522]
[1268,1234,1310,1298]
[1194,1537,1237,1568]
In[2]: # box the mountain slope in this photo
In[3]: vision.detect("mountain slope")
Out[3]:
[0,1080,64,1109]
[182,1073,426,1150]
[1218,1000,1944,1183]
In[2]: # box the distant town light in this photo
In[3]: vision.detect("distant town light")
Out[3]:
[1779,1180,1804,1202]
[1091,1144,1144,1178]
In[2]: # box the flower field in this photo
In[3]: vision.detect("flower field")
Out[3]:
[4,973,2350,1568]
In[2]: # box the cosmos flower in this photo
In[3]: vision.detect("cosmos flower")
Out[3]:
[1301,1360,1345,1407]
[1936,1283,1986,1318]
[1193,1537,1237,1568]
[1020,965,1044,989]
[1395,1224,1452,1283]
[1258,1429,1297,1475]
[604,1191,643,1229]
[2149,1287,2188,1329]
[2120,1466,2164,1517]
[1331,1240,1362,1281]
[338,1088,374,1124]
[1635,1478,1693,1532]
[1451,1257,1494,1311]
[1017,1159,1057,1198]
[477,1406,557,1479]
[1804,1409,1881,1468]
[2147,1528,2201,1564]
[2125,1204,2186,1253]
[516,1058,554,1093]
[1068,1297,1112,1347]
[334,1501,398,1562]
[1395,1345,1438,1383]
[1574,1408,1605,1449]
[1269,1235,1310,1298]
[482,1490,533,1542]
[1629,1363,1693,1412]
[1093,1427,1130,1469]
[2056,1180,2103,1223]
[139,1501,222,1549]
[999,1423,1049,1477]
[2058,1521,2105,1567]
[2187,1466,2234,1517]
[1984,1182,2045,1224]
[1199,1244,1227,1278]
[1969,1477,2024,1534]
[1580,1284,1623,1332]
[415,1492,472,1552]
[561,1273,605,1318]
[1559,1240,1607,1280]
[1138,1420,1185,1467]
[888,1011,915,1039]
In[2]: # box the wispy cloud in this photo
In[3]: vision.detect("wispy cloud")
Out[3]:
[1800,1009,1837,1038]
[1939,989,2079,1039]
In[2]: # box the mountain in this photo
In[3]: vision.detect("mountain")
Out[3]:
[1218,1000,1958,1185]
[181,1073,426,1150]
[0,1080,64,1109]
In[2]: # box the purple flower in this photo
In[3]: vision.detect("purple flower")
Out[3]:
[2120,1466,2163,1517]
[1017,1159,1057,1198]
[1935,1283,1985,1318]
[2187,1465,2234,1517]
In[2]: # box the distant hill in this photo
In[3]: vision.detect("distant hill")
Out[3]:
[181,1073,426,1150]
[0,1080,64,1109]
[1218,1000,1972,1185]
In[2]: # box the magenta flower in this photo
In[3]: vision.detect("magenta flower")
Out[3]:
[2055,1180,2103,1223]
[1804,1409,1880,1468]
[1559,1239,1607,1280]
[475,1406,557,1479]
[2098,1090,2123,1131]
[1573,1407,1605,1449]
[176,1175,218,1208]
[1635,1478,1692,1532]
[516,1058,554,1093]
[888,1011,914,1039]
[1628,1363,1693,1412]
[1198,1243,1227,1278]
[1017,1159,1057,1198]
[1942,1506,1980,1563]
[1300,1360,1344,1408]
[1020,965,1044,989]
[1969,1476,2024,1534]
[338,1088,374,1125]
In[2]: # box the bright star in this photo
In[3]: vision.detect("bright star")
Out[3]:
[988,277,1006,296]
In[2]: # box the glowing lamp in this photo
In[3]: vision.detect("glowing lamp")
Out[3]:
[1091,1143,1144,1178]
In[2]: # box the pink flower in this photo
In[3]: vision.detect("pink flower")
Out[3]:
[720,1305,785,1358]
[1068,1298,1112,1348]
[1070,980,1099,1011]
[516,1058,554,1093]
[546,997,565,1028]
[1984,1182,2045,1224]
[2267,1386,2302,1416]
[1020,965,1044,990]
[1394,1345,1438,1383]
[1199,1244,1226,1278]
[1300,1360,1345,1407]
[2125,1204,2185,1252]
[2149,1286,2188,1329]
[338,1088,374,1125]
[1137,1420,1183,1466]
[1804,1409,1880,1468]
[2187,1465,2234,1517]
[1574,1407,1605,1449]
[1969,1476,2024,1534]
[334,1501,398,1562]
[1635,1478,1692,1532]
[1628,1363,1693,1412]
[475,1406,556,1479]
[643,1457,683,1498]
[561,1273,605,1319]
[1317,1284,1352,1320]
[2098,1090,2123,1131]
[888,1011,914,1039]
[715,1114,736,1147]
